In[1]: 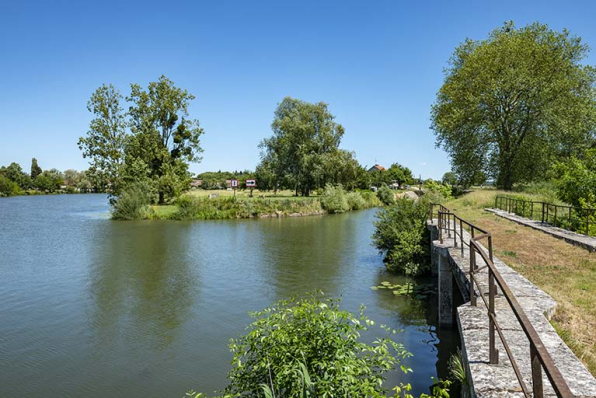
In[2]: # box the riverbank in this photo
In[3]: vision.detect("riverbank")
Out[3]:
[445,189,596,376]
[148,191,380,220]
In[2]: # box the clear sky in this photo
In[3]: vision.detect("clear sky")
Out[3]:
[1,0,595,179]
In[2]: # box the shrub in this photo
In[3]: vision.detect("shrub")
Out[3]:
[373,197,430,274]
[320,184,349,213]
[377,185,395,205]
[346,191,367,210]
[223,294,412,397]
[0,176,20,197]
[111,182,154,220]
[423,180,453,202]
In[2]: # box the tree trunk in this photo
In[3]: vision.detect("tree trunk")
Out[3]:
[159,191,165,204]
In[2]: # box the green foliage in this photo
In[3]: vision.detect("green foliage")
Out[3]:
[552,150,596,208]
[81,76,205,206]
[373,197,430,275]
[222,294,412,398]
[169,196,323,220]
[30,158,42,180]
[78,84,127,196]
[111,182,155,220]
[377,185,396,205]
[257,97,346,196]
[0,175,20,196]
[431,21,596,189]
[423,180,453,202]
[346,191,367,210]
[320,184,350,213]
[441,172,458,186]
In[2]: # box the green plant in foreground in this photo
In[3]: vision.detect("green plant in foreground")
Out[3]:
[223,293,412,397]
[320,184,350,213]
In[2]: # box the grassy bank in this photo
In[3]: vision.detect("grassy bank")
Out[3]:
[143,188,382,220]
[444,190,596,376]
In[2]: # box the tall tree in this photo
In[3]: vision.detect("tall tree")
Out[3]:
[78,84,127,196]
[30,158,42,180]
[126,75,204,203]
[431,22,596,189]
[259,97,344,196]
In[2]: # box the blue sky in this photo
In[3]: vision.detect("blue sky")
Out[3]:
[1,0,595,179]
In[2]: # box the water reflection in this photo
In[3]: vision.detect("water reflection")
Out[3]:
[89,222,197,352]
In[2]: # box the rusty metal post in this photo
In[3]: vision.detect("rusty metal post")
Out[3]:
[531,343,544,397]
[531,201,534,220]
[554,206,558,228]
[541,202,545,223]
[489,270,498,364]
[447,212,452,239]
[569,207,572,227]
[488,235,493,263]
[587,212,590,237]
[470,243,476,307]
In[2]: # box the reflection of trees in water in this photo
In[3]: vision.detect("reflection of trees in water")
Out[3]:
[89,222,197,352]
[255,213,359,298]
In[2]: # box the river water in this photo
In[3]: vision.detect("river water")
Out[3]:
[0,194,459,397]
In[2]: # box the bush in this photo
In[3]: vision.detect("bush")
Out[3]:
[0,176,20,197]
[423,180,453,202]
[320,184,349,213]
[373,197,430,274]
[377,185,395,205]
[222,294,412,397]
[346,191,367,210]
[111,182,154,220]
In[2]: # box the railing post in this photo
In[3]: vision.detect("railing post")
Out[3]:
[554,206,558,228]
[447,213,452,238]
[531,201,534,220]
[454,215,458,248]
[531,343,544,397]
[587,212,590,237]
[460,219,464,257]
[470,243,476,307]
[439,211,443,244]
[542,203,545,223]
[489,270,498,364]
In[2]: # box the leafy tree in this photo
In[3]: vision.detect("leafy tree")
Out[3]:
[442,172,458,186]
[0,175,19,196]
[30,158,42,180]
[126,75,204,203]
[373,197,430,274]
[78,84,127,197]
[552,149,596,208]
[259,97,344,196]
[223,294,413,397]
[431,21,596,190]
[1,162,28,189]
[386,163,414,187]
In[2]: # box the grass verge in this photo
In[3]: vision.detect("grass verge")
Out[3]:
[445,190,596,376]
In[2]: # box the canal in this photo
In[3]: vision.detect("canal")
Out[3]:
[0,194,459,397]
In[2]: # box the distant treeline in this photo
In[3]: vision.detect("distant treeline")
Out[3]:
[0,158,99,197]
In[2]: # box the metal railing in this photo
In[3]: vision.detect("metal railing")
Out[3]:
[429,204,574,398]
[495,196,596,237]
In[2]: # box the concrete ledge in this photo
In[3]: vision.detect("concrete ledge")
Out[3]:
[428,221,596,397]
[486,208,596,252]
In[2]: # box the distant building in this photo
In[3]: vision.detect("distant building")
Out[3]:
[367,164,386,173]
[190,179,203,189]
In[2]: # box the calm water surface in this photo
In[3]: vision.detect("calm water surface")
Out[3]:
[0,194,459,397]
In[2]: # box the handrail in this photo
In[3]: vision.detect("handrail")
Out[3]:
[429,204,574,398]
[495,195,596,237]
